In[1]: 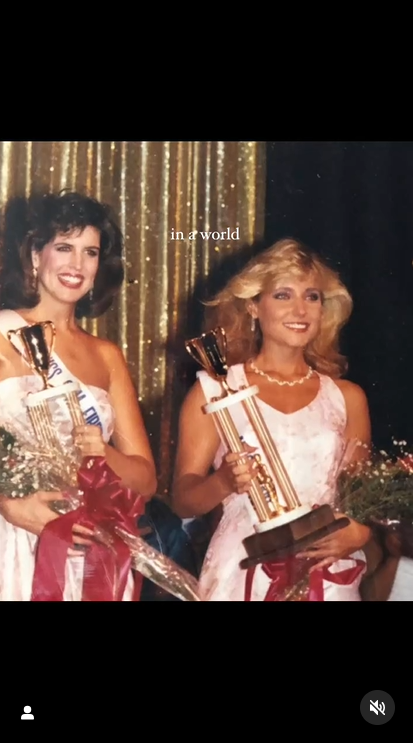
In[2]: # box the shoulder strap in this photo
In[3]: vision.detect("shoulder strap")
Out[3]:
[196,369,223,402]
[228,363,247,388]
[196,364,247,402]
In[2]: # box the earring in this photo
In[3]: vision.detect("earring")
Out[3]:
[250,315,256,332]
[89,287,94,303]
[32,267,38,291]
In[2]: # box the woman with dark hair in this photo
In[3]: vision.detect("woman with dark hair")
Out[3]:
[0,191,157,600]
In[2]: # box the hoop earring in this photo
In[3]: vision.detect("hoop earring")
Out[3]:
[32,267,38,291]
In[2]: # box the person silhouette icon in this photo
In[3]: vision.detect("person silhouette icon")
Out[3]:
[21,706,34,720]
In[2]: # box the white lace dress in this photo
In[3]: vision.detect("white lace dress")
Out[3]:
[197,364,367,601]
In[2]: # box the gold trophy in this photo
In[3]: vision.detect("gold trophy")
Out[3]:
[186,327,349,568]
[8,322,85,494]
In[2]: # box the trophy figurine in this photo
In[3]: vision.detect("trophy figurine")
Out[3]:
[186,327,349,568]
[7,322,85,494]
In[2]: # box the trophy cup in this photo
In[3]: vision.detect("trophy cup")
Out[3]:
[186,327,349,568]
[7,322,85,497]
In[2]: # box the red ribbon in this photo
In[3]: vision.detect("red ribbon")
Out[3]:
[244,504,366,600]
[245,557,366,601]
[31,457,145,602]
[398,454,413,474]
[308,559,366,600]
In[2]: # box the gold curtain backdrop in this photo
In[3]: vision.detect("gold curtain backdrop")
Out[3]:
[0,141,266,493]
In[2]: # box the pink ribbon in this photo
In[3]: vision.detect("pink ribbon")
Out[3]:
[31,457,145,602]
[245,556,366,601]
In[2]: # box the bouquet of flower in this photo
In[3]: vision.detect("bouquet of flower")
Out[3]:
[253,440,413,602]
[0,425,201,601]
[0,425,80,502]
[335,443,413,560]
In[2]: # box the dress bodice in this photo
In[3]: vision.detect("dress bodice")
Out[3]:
[0,375,115,449]
[197,363,347,519]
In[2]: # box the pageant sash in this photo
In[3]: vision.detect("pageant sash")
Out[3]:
[0,309,104,431]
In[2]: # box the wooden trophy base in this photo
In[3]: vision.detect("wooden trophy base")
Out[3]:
[239,504,350,569]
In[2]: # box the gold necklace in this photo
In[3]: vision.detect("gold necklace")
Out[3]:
[248,359,314,387]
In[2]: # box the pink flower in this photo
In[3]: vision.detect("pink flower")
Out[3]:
[397,454,413,474]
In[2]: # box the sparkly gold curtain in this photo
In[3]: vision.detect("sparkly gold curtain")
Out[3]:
[0,141,266,492]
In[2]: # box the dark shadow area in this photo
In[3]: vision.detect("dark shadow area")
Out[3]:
[265,141,413,451]
[169,239,269,390]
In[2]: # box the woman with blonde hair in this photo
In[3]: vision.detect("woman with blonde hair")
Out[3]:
[173,238,376,601]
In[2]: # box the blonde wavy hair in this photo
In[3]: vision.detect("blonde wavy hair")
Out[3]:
[204,238,353,377]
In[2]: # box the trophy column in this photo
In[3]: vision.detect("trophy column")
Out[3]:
[186,327,350,567]
[26,382,85,450]
[7,322,85,479]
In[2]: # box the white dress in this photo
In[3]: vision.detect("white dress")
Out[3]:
[0,374,135,601]
[198,364,367,601]
[388,558,413,600]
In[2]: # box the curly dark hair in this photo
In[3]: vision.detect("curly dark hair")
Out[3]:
[0,190,124,319]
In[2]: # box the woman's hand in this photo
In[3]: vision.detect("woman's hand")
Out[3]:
[1,491,94,550]
[73,424,106,458]
[297,515,372,572]
[1,490,65,536]
[217,443,258,494]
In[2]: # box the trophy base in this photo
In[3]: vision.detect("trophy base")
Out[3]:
[254,504,312,530]
[239,504,350,569]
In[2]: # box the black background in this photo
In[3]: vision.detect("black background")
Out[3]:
[264,141,413,451]
[3,611,405,732]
